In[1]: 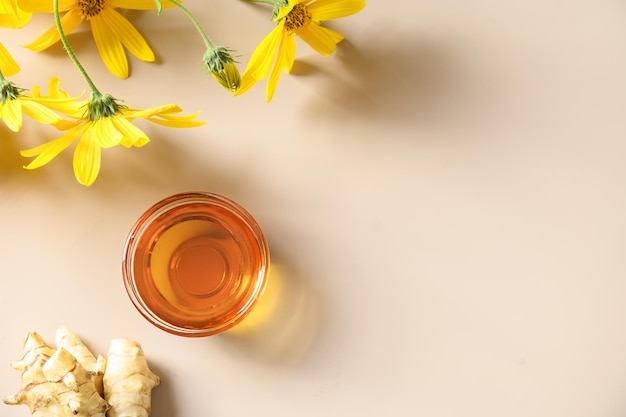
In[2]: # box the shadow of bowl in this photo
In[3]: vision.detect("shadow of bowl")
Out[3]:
[216,258,323,365]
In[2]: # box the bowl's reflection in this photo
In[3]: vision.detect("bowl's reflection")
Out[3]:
[219,261,322,364]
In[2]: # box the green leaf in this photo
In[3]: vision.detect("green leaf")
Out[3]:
[154,0,163,14]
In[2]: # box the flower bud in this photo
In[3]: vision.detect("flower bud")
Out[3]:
[204,46,241,92]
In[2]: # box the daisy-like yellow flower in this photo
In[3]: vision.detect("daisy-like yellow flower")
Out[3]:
[0,0,31,28]
[0,76,81,131]
[20,86,205,186]
[17,0,174,79]
[235,0,365,102]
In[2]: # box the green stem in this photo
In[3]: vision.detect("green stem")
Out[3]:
[167,0,215,50]
[241,0,287,19]
[53,0,101,96]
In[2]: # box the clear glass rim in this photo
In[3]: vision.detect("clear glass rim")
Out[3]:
[121,192,270,337]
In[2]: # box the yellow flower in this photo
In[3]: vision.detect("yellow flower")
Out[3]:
[0,0,31,28]
[0,42,20,76]
[235,0,365,102]
[17,0,174,79]
[0,76,81,131]
[20,88,205,186]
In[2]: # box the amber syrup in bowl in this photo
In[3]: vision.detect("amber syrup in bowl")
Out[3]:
[122,192,270,337]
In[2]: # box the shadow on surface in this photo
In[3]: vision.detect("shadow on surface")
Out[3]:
[216,255,324,365]
[297,29,469,129]
[0,124,68,191]
[149,361,179,417]
[0,121,238,201]
[0,128,25,176]
[94,130,223,192]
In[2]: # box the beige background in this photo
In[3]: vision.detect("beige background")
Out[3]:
[2,1,626,416]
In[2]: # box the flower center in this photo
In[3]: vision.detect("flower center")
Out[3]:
[77,0,106,17]
[284,3,311,34]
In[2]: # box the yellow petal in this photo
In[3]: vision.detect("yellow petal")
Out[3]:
[306,0,366,21]
[245,22,285,81]
[146,115,206,128]
[45,77,70,99]
[154,111,203,122]
[297,22,344,56]
[100,8,155,62]
[21,123,86,169]
[90,16,128,78]
[141,108,205,128]
[30,78,58,98]
[17,0,74,12]
[27,78,87,118]
[232,72,258,97]
[53,119,82,130]
[122,105,204,127]
[266,34,295,103]
[113,117,149,147]
[21,100,63,125]
[73,124,102,186]
[31,97,86,119]
[0,42,20,76]
[281,31,296,72]
[275,0,299,20]
[0,0,31,27]
[0,99,22,131]
[23,8,83,52]
[124,103,182,119]
[29,77,87,119]
[92,116,123,148]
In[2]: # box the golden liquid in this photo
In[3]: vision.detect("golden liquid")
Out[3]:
[131,202,266,334]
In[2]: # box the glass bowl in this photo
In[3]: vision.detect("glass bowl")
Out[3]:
[122,192,270,337]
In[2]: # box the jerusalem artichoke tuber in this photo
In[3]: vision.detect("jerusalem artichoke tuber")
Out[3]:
[8,332,55,386]
[55,325,107,395]
[4,336,108,417]
[103,339,160,417]
[41,347,109,417]
[3,332,61,417]
[4,328,160,417]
